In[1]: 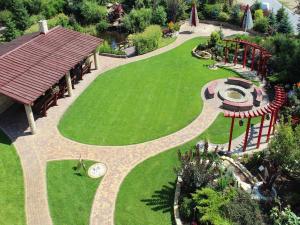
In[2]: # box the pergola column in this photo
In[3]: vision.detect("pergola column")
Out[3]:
[228,117,235,152]
[257,51,263,76]
[251,47,255,71]
[242,44,248,68]
[256,115,265,149]
[65,72,73,97]
[93,51,98,70]
[272,109,279,134]
[24,104,37,134]
[224,42,228,64]
[234,42,238,65]
[266,111,274,142]
[243,117,251,152]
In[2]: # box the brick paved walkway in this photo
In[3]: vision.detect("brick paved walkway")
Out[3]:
[0,23,254,225]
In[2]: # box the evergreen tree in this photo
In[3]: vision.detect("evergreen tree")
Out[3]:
[268,10,276,27]
[277,13,293,34]
[3,19,18,42]
[11,0,30,31]
[276,6,285,23]
[268,10,277,34]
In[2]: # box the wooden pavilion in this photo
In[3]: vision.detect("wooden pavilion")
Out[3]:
[0,20,102,134]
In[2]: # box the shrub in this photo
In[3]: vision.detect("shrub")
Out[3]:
[167,21,180,32]
[203,4,222,20]
[254,9,264,20]
[24,0,42,15]
[176,148,221,194]
[3,19,20,42]
[47,13,69,29]
[277,13,293,34]
[270,206,300,225]
[192,188,232,225]
[0,10,13,25]
[80,1,107,24]
[41,0,66,18]
[179,197,194,221]
[152,6,167,26]
[98,41,125,55]
[132,25,162,54]
[29,14,44,26]
[218,12,230,22]
[11,0,30,30]
[96,20,109,35]
[230,5,243,25]
[208,31,221,48]
[123,8,152,33]
[165,0,188,22]
[221,189,264,225]
[254,17,269,33]
[78,24,97,36]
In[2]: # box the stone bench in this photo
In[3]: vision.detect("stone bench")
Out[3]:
[222,100,253,111]
[206,81,218,99]
[253,87,263,106]
[227,77,253,89]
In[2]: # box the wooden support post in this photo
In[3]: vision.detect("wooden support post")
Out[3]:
[24,104,37,134]
[256,115,265,149]
[243,44,248,68]
[272,110,278,134]
[257,51,263,76]
[65,72,73,97]
[234,42,238,65]
[93,51,98,70]
[266,111,274,142]
[228,117,235,152]
[251,47,255,71]
[243,118,251,152]
[224,42,228,64]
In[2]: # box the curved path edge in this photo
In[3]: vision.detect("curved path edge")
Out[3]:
[0,22,245,225]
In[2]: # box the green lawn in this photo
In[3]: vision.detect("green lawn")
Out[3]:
[47,160,101,225]
[115,114,262,225]
[0,131,25,225]
[59,38,238,146]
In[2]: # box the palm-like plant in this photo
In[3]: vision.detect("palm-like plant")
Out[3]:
[175,145,221,193]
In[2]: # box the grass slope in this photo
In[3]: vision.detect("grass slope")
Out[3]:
[59,38,237,146]
[0,131,25,225]
[47,160,101,225]
[115,114,262,225]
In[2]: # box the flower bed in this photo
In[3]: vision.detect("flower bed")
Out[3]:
[174,146,265,225]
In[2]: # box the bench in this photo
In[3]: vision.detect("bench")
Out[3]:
[253,87,263,106]
[222,100,253,111]
[206,81,218,99]
[227,77,252,89]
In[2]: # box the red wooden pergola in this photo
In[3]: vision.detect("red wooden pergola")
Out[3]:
[224,86,286,152]
[223,39,272,80]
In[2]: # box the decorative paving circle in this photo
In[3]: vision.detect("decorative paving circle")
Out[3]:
[88,163,107,178]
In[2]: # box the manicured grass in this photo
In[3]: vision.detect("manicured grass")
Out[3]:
[115,114,262,225]
[0,131,25,225]
[59,38,238,146]
[47,160,101,225]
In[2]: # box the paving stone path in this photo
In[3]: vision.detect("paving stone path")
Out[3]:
[0,23,263,225]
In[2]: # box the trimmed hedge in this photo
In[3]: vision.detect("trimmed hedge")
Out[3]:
[132,25,162,55]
